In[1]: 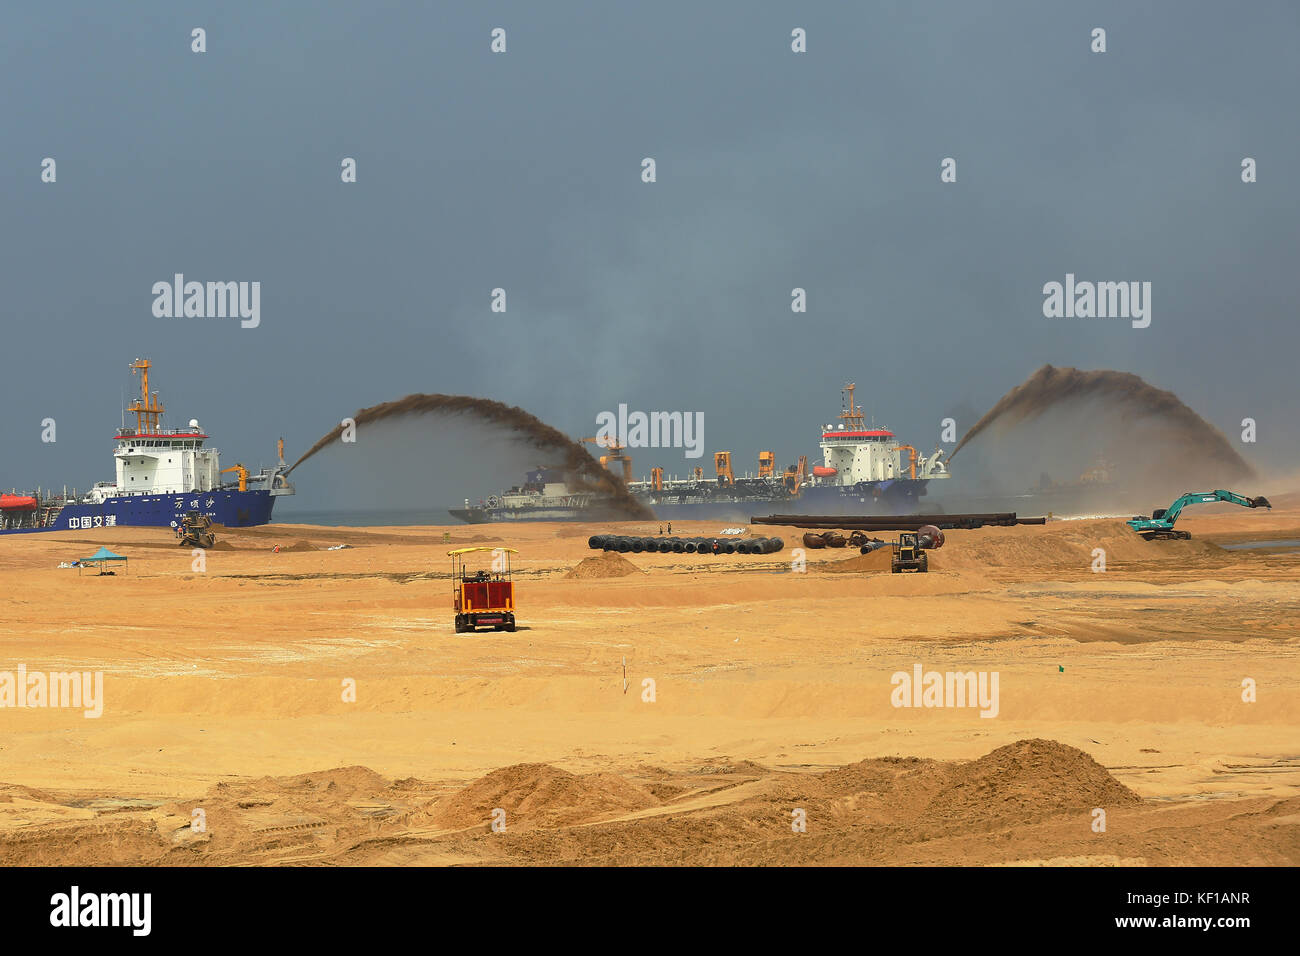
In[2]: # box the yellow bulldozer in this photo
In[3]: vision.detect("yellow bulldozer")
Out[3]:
[175,510,216,549]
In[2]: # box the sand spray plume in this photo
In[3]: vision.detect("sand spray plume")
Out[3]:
[950,364,1255,478]
[286,394,655,519]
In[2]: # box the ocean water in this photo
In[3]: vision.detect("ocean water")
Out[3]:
[271,506,459,528]
[1220,539,1300,553]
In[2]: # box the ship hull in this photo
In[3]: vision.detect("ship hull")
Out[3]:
[450,479,929,524]
[0,489,276,535]
[449,502,633,524]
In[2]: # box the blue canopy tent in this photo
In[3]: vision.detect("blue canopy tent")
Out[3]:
[79,546,128,576]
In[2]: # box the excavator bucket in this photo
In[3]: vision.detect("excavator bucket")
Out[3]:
[1251,496,1271,509]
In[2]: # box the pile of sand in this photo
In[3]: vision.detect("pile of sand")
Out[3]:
[923,739,1141,826]
[275,540,318,553]
[422,763,661,829]
[14,740,1300,865]
[935,520,1223,571]
[815,755,933,796]
[565,552,642,579]
[812,520,1228,575]
[211,765,390,802]
[820,547,942,573]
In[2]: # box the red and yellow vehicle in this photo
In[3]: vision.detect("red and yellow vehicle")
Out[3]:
[449,546,517,633]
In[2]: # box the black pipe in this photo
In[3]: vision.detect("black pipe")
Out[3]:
[752,512,1038,530]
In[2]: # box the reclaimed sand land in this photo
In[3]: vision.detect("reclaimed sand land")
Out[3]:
[1,502,1298,866]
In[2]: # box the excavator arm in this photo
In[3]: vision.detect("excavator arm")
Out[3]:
[1128,490,1271,540]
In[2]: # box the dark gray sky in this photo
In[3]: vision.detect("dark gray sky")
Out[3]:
[5,1,1297,508]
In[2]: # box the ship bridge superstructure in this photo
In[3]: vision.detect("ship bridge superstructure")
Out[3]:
[817,383,949,486]
[104,359,222,499]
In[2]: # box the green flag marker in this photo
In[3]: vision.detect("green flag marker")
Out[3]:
[1059,665,1065,672]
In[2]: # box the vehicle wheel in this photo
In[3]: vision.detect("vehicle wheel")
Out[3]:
[506,623,516,632]
[454,616,464,633]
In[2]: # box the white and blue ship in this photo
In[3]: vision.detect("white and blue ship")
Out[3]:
[0,359,293,535]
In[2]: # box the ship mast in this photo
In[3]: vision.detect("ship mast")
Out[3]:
[839,383,865,430]
[127,358,165,435]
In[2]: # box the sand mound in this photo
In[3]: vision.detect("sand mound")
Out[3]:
[264,765,390,795]
[0,818,167,867]
[566,552,642,579]
[814,519,1227,575]
[276,540,318,553]
[210,765,390,802]
[820,547,943,573]
[0,783,59,803]
[924,738,1140,825]
[426,763,660,829]
[816,755,933,795]
[933,520,1224,571]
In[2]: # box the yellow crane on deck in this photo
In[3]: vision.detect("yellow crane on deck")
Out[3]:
[220,464,248,492]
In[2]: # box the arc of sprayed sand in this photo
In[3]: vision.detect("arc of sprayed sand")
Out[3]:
[949,364,1254,478]
[285,393,655,519]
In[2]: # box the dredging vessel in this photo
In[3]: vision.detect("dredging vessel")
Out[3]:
[0,359,294,534]
[450,384,951,523]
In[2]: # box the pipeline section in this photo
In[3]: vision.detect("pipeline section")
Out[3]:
[588,534,784,556]
[752,512,1044,531]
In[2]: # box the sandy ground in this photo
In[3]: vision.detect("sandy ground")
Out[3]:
[1,501,1298,866]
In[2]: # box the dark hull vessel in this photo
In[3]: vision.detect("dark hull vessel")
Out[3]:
[450,384,949,524]
[1,359,293,535]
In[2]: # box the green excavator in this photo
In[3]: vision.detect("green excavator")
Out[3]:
[1126,490,1271,541]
